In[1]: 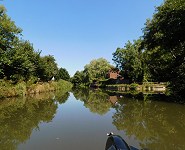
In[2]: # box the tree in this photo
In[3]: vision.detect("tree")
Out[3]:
[37,55,58,82]
[84,58,113,83]
[8,40,41,82]
[0,5,22,78]
[71,71,84,86]
[55,67,70,81]
[112,40,144,82]
[142,0,185,96]
[0,5,62,83]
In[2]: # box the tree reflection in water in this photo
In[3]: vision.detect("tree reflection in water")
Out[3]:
[1,88,184,150]
[112,95,185,150]
[73,88,112,115]
[72,88,185,150]
[0,91,69,150]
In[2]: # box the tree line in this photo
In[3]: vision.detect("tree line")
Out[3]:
[1,0,184,98]
[0,6,70,83]
[71,0,185,98]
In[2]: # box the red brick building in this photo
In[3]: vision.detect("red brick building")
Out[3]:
[107,70,122,79]
[106,69,129,84]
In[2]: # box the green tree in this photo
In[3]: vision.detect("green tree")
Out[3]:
[71,71,84,86]
[0,6,22,78]
[0,6,62,84]
[84,58,113,83]
[55,67,70,81]
[142,0,185,96]
[8,40,40,82]
[37,55,58,82]
[112,40,144,82]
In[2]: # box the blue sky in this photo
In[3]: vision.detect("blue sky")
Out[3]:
[2,0,163,76]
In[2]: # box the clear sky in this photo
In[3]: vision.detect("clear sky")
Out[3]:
[1,0,164,76]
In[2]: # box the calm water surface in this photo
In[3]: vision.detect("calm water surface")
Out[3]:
[0,89,185,150]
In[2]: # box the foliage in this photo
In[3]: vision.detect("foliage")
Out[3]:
[36,55,58,82]
[0,5,71,84]
[71,58,113,86]
[71,71,85,86]
[0,6,22,78]
[0,80,26,98]
[55,67,70,81]
[0,79,72,99]
[84,58,113,83]
[9,41,41,82]
[112,39,144,82]
[142,0,185,96]
[52,79,73,91]
[27,80,72,95]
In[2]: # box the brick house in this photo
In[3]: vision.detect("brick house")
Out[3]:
[106,69,129,84]
[107,69,122,79]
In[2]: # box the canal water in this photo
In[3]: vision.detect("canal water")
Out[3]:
[0,89,185,150]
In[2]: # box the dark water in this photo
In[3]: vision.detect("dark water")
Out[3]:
[0,89,185,150]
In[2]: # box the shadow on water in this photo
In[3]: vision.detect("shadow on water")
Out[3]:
[0,91,70,150]
[72,88,185,150]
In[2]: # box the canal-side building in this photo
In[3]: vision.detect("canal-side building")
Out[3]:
[107,69,121,79]
[106,69,129,84]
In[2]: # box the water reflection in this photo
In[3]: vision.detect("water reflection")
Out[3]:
[72,88,185,150]
[112,97,185,149]
[54,91,70,104]
[1,88,185,150]
[73,88,112,115]
[0,91,69,150]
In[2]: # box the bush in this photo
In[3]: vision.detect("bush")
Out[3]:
[0,80,26,98]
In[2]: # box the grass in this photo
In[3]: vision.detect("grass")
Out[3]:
[0,79,73,99]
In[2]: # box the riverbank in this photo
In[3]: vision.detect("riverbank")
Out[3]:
[106,82,168,94]
[0,79,73,99]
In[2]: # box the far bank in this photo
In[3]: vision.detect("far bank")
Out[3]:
[0,79,73,99]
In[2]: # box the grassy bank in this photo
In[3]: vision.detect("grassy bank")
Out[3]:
[0,79,73,99]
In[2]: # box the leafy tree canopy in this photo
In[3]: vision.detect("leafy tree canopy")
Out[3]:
[84,58,113,82]
[0,6,71,83]
[112,39,144,82]
[142,0,185,96]
[37,55,58,82]
[0,5,22,78]
[71,71,84,86]
[55,67,70,81]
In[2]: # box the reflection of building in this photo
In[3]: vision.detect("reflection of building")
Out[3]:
[108,96,118,105]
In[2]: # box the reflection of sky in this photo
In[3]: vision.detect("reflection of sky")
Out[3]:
[19,93,141,150]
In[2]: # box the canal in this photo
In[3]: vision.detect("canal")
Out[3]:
[0,89,185,150]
